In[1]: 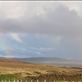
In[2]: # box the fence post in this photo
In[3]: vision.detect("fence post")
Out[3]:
[36,79,39,82]
[43,79,46,82]
[1,80,4,82]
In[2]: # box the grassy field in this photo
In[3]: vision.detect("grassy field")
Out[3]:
[0,58,82,81]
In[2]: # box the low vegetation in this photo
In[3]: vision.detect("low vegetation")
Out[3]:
[0,59,82,81]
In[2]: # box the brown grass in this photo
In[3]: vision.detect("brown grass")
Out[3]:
[0,58,81,77]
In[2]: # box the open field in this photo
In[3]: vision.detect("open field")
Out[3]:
[0,58,82,82]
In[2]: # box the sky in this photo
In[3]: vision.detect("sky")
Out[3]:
[0,1,82,60]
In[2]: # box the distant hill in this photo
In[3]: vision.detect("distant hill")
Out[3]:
[0,57,81,77]
[17,57,82,67]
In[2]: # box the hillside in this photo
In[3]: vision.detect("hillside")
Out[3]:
[0,58,82,81]
[0,58,81,75]
[17,57,82,67]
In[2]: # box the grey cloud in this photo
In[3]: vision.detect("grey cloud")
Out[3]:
[21,5,82,36]
[0,4,82,37]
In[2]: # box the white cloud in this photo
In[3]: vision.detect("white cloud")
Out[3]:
[0,1,81,19]
[10,33,22,43]
[62,1,82,16]
[39,47,55,52]
[0,1,54,19]
[3,55,15,58]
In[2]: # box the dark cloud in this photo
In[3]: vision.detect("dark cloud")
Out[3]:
[0,4,82,37]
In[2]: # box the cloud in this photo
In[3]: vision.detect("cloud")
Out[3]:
[0,1,81,37]
[38,47,55,52]
[0,2,81,59]
[10,33,22,43]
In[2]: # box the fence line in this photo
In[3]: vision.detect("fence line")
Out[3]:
[0,79,82,82]
[0,73,82,82]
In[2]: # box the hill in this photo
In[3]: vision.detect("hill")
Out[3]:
[0,58,82,81]
[0,58,81,75]
[17,57,82,67]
